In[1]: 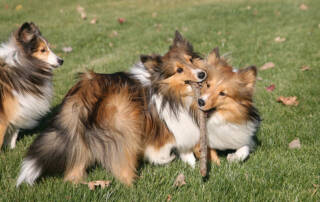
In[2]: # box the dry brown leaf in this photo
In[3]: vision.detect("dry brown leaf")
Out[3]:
[82,180,111,190]
[109,30,118,38]
[15,4,22,11]
[76,5,87,20]
[299,4,308,11]
[277,96,299,106]
[301,66,310,71]
[173,173,186,187]
[108,42,113,47]
[266,84,275,92]
[62,46,72,53]
[90,18,97,24]
[289,138,301,149]
[167,194,172,201]
[274,36,286,43]
[152,12,157,18]
[260,62,275,70]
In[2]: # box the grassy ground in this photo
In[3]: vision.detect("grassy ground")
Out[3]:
[0,0,320,201]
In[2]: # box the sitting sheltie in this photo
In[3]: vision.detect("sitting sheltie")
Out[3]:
[197,48,260,162]
[16,31,207,186]
[0,22,63,150]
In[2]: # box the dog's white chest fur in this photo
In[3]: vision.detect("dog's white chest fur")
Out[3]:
[207,113,256,150]
[12,82,53,129]
[153,95,200,152]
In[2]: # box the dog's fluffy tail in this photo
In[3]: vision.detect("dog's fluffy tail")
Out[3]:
[16,129,68,187]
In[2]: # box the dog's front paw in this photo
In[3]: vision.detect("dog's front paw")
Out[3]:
[180,152,196,168]
[227,153,240,163]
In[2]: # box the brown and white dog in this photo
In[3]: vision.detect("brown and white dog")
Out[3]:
[16,31,207,186]
[197,48,260,162]
[0,22,63,150]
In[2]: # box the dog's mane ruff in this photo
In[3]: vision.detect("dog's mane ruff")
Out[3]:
[129,62,151,87]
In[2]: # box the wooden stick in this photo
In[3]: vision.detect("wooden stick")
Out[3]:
[190,82,207,177]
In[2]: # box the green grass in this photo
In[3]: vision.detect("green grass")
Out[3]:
[1,0,320,201]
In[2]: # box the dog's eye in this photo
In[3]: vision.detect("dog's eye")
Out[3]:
[219,91,226,96]
[189,58,193,63]
[206,83,210,88]
[40,48,46,53]
[177,67,183,73]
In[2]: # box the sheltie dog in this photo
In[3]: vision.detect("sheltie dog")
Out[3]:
[197,48,260,162]
[16,31,207,186]
[0,22,63,150]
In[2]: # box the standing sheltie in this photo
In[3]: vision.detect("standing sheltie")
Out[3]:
[16,31,207,186]
[0,22,63,150]
[197,48,260,162]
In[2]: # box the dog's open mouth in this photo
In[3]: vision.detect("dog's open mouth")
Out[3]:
[201,107,216,117]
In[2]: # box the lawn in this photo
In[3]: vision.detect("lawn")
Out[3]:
[0,0,320,201]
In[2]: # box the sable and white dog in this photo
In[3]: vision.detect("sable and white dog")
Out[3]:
[197,48,260,162]
[16,31,207,186]
[0,22,63,150]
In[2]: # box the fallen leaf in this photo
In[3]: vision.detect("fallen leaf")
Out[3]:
[274,36,286,43]
[62,46,72,53]
[118,18,125,24]
[260,62,275,70]
[108,42,113,47]
[152,12,157,18]
[299,4,308,11]
[277,96,299,106]
[82,180,111,190]
[217,31,222,35]
[76,5,87,20]
[301,66,310,71]
[266,84,275,92]
[109,30,118,38]
[167,194,172,201]
[289,138,301,149]
[90,18,97,24]
[15,4,22,11]
[173,173,186,187]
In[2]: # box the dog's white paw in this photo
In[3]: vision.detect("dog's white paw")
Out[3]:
[227,145,250,162]
[180,152,196,168]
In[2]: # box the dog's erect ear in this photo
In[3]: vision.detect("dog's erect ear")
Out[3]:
[207,47,220,65]
[170,30,194,53]
[17,22,40,44]
[140,54,162,72]
[237,66,257,89]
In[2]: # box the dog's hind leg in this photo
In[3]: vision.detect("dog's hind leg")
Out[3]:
[0,121,8,150]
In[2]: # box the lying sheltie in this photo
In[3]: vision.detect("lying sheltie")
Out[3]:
[0,22,63,150]
[197,48,260,162]
[16,31,207,186]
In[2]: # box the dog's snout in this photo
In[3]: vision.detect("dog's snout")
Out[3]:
[57,58,64,66]
[198,98,205,107]
[197,71,206,80]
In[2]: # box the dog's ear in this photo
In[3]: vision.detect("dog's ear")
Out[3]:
[140,54,162,72]
[237,66,257,89]
[169,30,194,53]
[17,22,40,44]
[207,47,220,65]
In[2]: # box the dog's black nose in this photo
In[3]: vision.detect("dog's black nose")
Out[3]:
[197,71,206,80]
[198,98,205,107]
[58,58,64,66]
